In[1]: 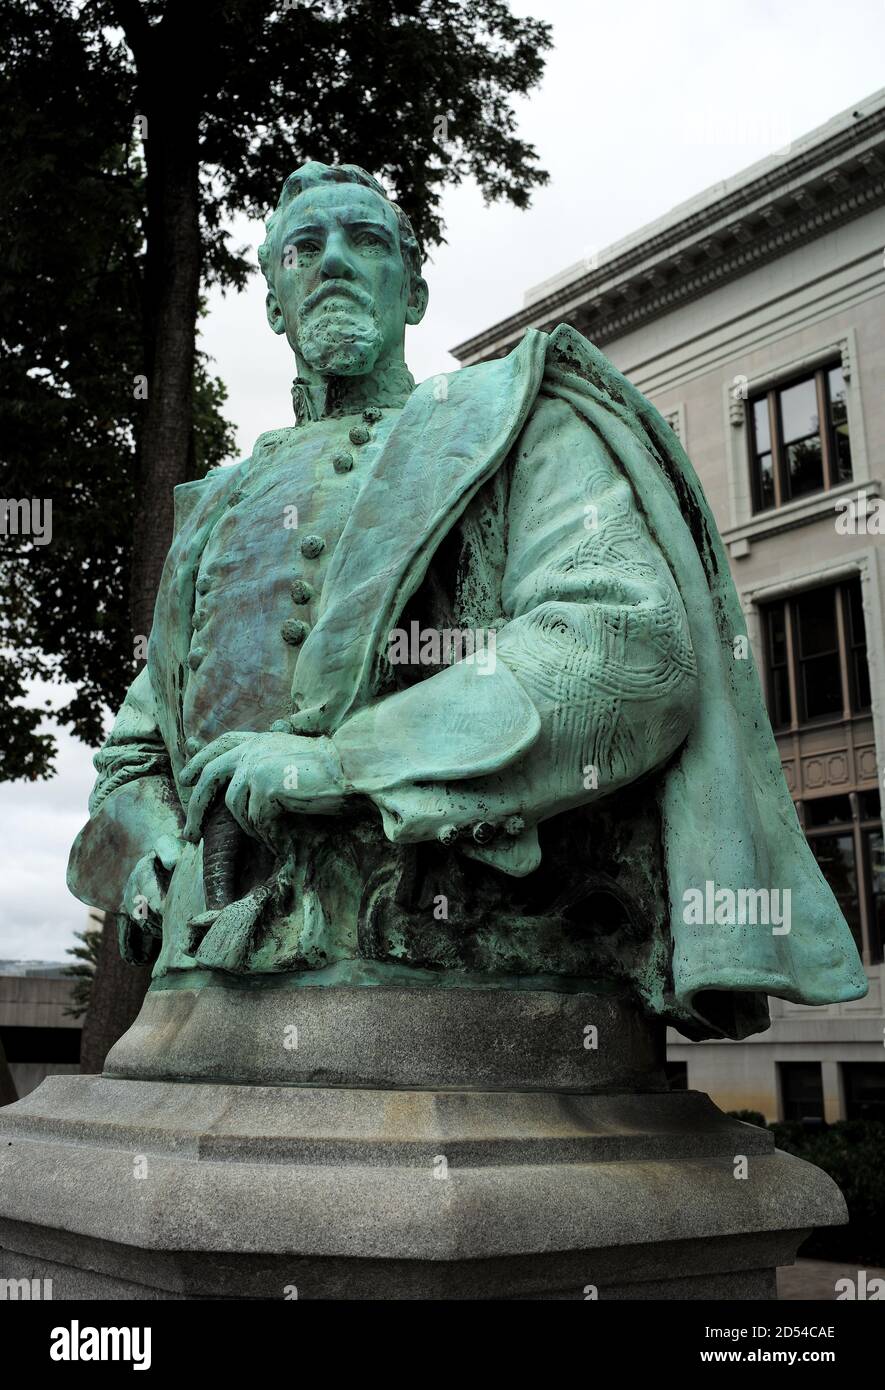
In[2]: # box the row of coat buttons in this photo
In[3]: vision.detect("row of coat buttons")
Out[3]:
[190,561,213,668]
[286,530,324,646]
[189,410,383,675]
[279,391,374,687]
[284,399,366,641]
[188,562,321,665]
[281,408,379,638]
[190,568,211,668]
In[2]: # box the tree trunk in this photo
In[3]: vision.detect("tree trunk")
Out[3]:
[80,12,203,1071]
[78,918,154,1074]
[131,76,202,642]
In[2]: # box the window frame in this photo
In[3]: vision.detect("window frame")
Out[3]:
[748,361,851,515]
[743,553,885,971]
[804,810,866,961]
[762,578,871,731]
[760,577,881,964]
[801,797,885,967]
[721,331,871,550]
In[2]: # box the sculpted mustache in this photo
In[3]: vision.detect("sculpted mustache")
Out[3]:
[299,281,375,316]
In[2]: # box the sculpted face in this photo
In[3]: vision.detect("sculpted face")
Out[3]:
[265,181,427,377]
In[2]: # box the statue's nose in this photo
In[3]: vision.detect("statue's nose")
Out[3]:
[319,232,354,280]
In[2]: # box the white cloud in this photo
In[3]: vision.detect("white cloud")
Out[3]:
[0,685,98,962]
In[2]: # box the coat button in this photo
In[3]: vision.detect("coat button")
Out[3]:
[348,423,370,446]
[196,576,212,595]
[472,821,497,844]
[300,534,325,558]
[504,815,525,837]
[188,648,206,670]
[332,450,354,473]
[281,619,309,646]
[363,407,383,424]
[192,608,208,630]
[290,579,313,604]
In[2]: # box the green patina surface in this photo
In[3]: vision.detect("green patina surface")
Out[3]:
[68,161,866,1041]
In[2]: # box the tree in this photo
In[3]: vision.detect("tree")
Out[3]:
[105,0,552,647]
[1,3,236,1070]
[63,914,104,1020]
[0,0,236,777]
[2,0,551,1069]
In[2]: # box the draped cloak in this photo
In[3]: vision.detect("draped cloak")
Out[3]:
[68,324,868,1040]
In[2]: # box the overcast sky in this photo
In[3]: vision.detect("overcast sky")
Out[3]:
[4,0,885,963]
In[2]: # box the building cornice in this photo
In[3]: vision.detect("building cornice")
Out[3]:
[452,99,885,365]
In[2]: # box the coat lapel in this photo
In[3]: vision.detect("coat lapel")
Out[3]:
[290,330,548,733]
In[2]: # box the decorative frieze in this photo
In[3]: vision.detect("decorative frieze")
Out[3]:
[453,112,885,366]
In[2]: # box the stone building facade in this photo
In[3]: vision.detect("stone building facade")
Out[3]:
[453,91,885,1122]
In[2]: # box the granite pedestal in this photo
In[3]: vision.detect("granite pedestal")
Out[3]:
[0,983,846,1299]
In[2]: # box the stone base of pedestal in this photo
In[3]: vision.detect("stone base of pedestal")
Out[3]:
[0,1073,844,1300]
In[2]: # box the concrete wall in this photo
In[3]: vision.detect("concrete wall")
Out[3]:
[0,970,82,1100]
[668,965,884,1120]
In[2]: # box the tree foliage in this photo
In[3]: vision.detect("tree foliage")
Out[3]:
[63,914,104,1020]
[0,1,235,778]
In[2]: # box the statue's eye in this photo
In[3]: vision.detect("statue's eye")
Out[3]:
[296,240,321,257]
[355,231,385,250]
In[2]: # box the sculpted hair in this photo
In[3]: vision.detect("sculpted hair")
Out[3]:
[258,161,423,291]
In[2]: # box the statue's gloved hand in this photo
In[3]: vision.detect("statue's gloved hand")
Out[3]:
[117,833,183,963]
[180,732,347,846]
[121,835,182,929]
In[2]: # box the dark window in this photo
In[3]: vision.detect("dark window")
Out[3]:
[828,366,852,484]
[865,827,885,964]
[765,582,881,967]
[809,834,862,955]
[751,398,775,512]
[780,376,824,499]
[749,363,852,513]
[665,1061,688,1091]
[804,795,853,828]
[0,1026,81,1064]
[847,580,872,710]
[800,788,884,965]
[762,578,870,729]
[794,588,842,720]
[779,1062,824,1122]
[842,1063,885,1122]
[766,603,791,729]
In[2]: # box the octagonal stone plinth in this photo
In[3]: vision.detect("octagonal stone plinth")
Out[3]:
[0,985,846,1299]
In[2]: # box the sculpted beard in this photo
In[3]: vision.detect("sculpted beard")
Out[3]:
[296,282,383,376]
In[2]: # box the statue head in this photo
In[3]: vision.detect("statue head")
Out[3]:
[258,162,428,378]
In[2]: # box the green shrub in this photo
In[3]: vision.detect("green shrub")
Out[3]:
[769,1119,885,1266]
[728,1109,768,1129]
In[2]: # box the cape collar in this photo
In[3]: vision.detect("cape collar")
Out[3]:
[288,330,548,734]
[291,364,416,423]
